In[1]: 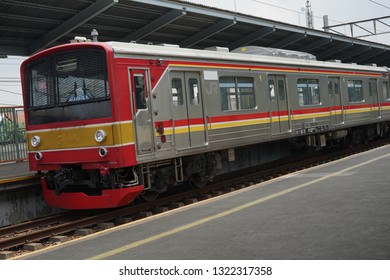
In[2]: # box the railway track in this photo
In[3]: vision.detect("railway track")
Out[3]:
[1,139,389,257]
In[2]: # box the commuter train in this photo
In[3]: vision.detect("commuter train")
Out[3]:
[21,40,390,209]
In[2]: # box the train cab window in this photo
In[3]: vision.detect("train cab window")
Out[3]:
[219,76,255,111]
[188,78,199,105]
[31,72,49,107]
[297,79,320,106]
[383,81,390,100]
[171,78,184,106]
[348,80,364,102]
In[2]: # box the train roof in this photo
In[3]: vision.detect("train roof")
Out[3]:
[107,41,388,74]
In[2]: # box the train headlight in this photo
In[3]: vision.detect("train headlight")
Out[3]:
[94,130,107,143]
[31,136,41,147]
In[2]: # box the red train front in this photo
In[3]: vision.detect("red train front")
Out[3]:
[21,42,147,209]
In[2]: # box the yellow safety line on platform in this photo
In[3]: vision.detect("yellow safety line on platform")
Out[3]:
[0,175,38,185]
[88,151,390,260]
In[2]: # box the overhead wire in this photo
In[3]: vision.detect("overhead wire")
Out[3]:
[247,0,389,37]
[0,89,22,96]
[249,0,304,15]
[369,0,390,10]
[247,0,347,26]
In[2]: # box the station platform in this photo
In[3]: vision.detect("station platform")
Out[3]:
[0,161,35,183]
[16,145,390,260]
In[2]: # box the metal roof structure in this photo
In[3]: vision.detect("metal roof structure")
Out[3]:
[1,0,390,66]
[324,15,390,39]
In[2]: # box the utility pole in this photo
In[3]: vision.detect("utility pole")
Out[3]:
[305,0,314,29]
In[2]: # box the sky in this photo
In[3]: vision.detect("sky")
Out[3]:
[184,0,390,40]
[1,0,390,106]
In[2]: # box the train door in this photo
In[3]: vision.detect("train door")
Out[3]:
[369,79,381,119]
[129,69,155,155]
[381,80,390,118]
[328,77,344,125]
[170,71,207,150]
[268,75,290,134]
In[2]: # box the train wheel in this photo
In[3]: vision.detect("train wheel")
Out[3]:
[342,137,352,149]
[189,172,209,189]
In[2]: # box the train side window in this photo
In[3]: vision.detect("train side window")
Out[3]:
[219,76,255,111]
[369,79,378,97]
[268,79,276,101]
[188,78,199,105]
[348,80,364,102]
[277,79,285,101]
[171,78,184,106]
[220,77,237,111]
[383,81,390,100]
[335,80,340,94]
[134,74,147,110]
[328,81,333,96]
[237,77,255,109]
[297,79,320,106]
[328,79,341,97]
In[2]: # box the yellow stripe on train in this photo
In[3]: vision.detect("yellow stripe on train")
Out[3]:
[27,122,134,151]
[26,107,384,151]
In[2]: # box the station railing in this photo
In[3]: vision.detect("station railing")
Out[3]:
[0,106,27,163]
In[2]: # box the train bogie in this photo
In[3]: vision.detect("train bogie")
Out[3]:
[21,42,390,209]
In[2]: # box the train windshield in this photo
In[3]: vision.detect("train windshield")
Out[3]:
[23,48,112,125]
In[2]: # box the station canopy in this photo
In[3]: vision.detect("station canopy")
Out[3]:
[1,0,390,66]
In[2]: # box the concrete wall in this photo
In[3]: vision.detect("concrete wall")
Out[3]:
[0,185,61,227]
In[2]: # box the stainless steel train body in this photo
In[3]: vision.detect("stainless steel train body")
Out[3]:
[22,41,390,209]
